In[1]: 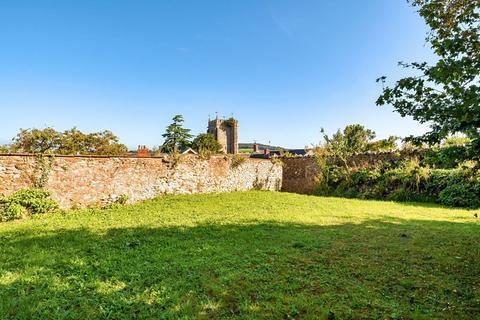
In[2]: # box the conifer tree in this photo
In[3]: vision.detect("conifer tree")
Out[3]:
[161,115,193,153]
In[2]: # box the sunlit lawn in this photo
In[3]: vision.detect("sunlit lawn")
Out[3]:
[1,191,479,319]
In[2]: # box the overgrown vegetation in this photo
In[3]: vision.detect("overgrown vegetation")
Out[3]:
[0,191,478,318]
[315,126,480,208]
[0,188,58,222]
[316,156,480,208]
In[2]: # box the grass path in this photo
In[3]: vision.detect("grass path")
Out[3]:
[1,191,479,319]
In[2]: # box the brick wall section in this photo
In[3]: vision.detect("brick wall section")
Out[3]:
[0,154,282,208]
[281,157,319,194]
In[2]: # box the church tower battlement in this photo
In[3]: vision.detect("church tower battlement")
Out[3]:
[207,116,238,154]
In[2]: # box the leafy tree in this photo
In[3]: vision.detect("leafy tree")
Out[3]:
[342,124,376,152]
[192,133,222,155]
[57,127,89,155]
[87,130,128,155]
[367,135,400,152]
[0,145,11,153]
[162,115,193,153]
[377,0,480,157]
[10,127,128,155]
[321,124,397,155]
[11,128,61,154]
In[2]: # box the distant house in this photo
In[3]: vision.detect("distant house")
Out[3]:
[250,143,314,159]
[137,145,149,157]
[129,145,198,157]
[270,149,315,157]
[180,147,198,155]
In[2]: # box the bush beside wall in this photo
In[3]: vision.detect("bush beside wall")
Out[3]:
[0,188,58,222]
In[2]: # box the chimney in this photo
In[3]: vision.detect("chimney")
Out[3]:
[137,145,149,157]
[252,142,259,153]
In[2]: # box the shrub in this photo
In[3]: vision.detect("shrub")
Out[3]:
[428,165,480,208]
[349,166,383,199]
[7,189,58,214]
[0,188,58,222]
[439,184,480,208]
[0,202,27,222]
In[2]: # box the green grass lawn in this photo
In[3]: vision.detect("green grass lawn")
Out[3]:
[1,191,479,319]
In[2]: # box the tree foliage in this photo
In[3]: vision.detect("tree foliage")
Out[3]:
[0,144,11,153]
[192,133,222,155]
[377,0,480,156]
[442,135,471,147]
[367,136,399,153]
[11,128,61,154]
[82,130,128,156]
[321,124,398,158]
[9,127,128,155]
[162,115,193,153]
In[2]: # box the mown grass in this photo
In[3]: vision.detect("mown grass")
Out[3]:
[1,191,479,319]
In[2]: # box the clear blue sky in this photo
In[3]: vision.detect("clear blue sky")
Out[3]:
[0,0,433,149]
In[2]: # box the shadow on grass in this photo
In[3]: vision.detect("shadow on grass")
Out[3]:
[308,191,479,211]
[1,219,479,319]
[394,201,477,210]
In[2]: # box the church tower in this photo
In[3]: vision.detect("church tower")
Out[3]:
[207,116,238,154]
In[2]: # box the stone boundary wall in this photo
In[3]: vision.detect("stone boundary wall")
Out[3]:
[281,157,319,194]
[0,154,282,208]
[342,149,428,169]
